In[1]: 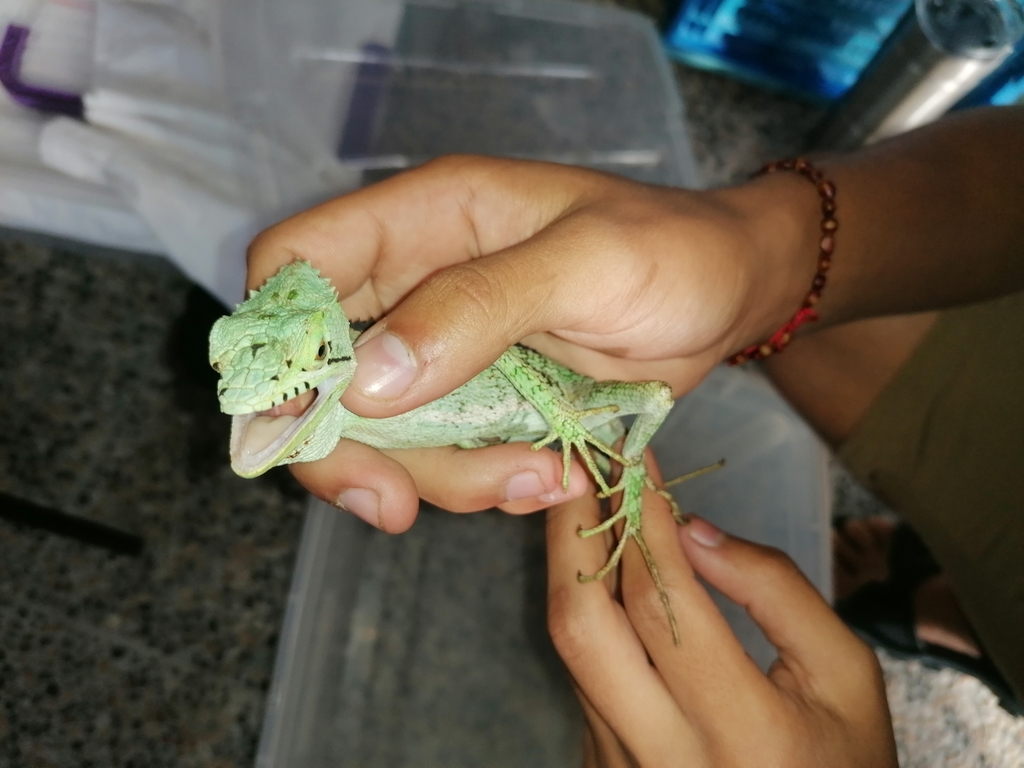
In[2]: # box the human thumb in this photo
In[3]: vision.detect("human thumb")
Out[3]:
[343,238,575,418]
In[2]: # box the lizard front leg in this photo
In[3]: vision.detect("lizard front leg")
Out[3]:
[491,347,692,645]
[491,347,629,494]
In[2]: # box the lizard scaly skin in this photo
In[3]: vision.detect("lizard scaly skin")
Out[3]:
[210,261,698,643]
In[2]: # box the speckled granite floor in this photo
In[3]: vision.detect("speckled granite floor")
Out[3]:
[2,3,1023,767]
[0,239,310,767]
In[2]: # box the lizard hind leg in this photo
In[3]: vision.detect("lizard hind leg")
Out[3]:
[661,459,726,525]
[597,458,725,527]
[664,458,726,489]
[576,463,682,646]
[633,528,681,645]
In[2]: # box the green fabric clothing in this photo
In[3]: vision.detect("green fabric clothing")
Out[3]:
[839,291,1024,700]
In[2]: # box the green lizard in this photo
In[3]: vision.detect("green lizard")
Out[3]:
[210,260,714,643]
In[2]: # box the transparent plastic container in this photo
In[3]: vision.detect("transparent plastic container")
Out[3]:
[231,1,832,765]
[959,41,1024,104]
[256,366,831,767]
[809,0,1024,149]
[215,0,700,220]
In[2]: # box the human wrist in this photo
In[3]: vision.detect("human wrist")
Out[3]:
[714,166,831,358]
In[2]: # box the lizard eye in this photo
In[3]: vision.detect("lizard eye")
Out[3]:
[211,361,222,373]
[315,343,327,361]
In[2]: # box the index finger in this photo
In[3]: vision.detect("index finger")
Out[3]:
[546,488,702,766]
[244,155,584,317]
[617,454,777,727]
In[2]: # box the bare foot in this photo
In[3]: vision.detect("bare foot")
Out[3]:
[833,518,981,658]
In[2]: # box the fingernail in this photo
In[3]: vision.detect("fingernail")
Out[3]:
[504,471,576,504]
[335,488,381,528]
[504,471,548,502]
[685,516,726,547]
[352,331,417,399]
[538,486,576,504]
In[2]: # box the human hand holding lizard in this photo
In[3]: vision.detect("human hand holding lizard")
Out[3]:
[243,107,1024,531]
[245,156,815,530]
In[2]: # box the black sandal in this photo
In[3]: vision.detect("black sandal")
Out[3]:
[834,519,1023,717]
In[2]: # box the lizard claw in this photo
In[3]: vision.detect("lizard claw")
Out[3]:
[530,403,628,492]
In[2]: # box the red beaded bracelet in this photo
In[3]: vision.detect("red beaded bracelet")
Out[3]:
[727,157,837,366]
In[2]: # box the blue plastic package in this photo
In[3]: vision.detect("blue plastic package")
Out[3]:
[663,0,914,101]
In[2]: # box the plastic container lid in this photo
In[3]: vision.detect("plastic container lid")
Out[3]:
[215,0,701,217]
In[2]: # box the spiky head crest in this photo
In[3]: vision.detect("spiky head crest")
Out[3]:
[208,261,355,415]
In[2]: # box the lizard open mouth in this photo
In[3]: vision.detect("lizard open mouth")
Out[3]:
[229,378,338,477]
[246,388,318,449]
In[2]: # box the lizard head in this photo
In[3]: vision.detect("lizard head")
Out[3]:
[209,261,356,477]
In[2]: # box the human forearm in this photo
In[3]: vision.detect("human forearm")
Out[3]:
[722,105,1024,343]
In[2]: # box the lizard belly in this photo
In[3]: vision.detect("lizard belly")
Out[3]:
[344,366,550,449]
